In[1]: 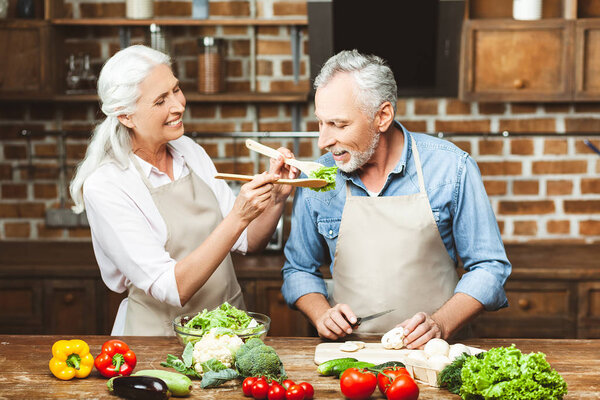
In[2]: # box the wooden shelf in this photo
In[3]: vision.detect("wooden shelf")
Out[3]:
[0,92,309,103]
[50,18,307,26]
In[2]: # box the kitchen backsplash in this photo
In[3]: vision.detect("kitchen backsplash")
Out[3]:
[0,0,599,243]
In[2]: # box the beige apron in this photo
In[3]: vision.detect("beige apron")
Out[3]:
[123,154,245,335]
[332,137,458,334]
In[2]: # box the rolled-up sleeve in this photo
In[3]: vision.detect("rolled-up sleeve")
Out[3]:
[281,188,329,308]
[452,155,511,311]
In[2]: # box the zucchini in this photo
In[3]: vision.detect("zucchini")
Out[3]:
[334,361,375,378]
[317,357,358,376]
[107,376,170,400]
[133,369,192,397]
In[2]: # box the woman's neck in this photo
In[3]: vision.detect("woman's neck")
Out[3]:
[132,142,174,180]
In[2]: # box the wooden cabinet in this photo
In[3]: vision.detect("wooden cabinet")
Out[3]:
[2,242,600,338]
[0,20,54,93]
[460,0,600,102]
[575,20,600,99]
[460,20,574,102]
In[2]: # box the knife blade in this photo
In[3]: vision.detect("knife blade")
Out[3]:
[354,309,395,327]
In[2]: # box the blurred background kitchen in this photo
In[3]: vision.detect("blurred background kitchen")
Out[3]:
[0,0,599,339]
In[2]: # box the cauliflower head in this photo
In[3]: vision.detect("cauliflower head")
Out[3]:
[192,328,243,375]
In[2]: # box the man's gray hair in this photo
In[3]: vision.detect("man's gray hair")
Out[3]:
[314,50,397,119]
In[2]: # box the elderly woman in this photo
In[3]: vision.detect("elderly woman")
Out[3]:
[70,45,298,335]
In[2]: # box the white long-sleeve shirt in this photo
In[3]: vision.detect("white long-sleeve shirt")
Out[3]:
[83,136,247,333]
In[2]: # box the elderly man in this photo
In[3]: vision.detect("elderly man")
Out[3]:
[281,50,511,349]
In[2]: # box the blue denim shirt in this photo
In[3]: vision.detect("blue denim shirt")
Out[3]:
[281,123,511,311]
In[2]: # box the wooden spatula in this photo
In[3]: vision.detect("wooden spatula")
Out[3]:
[215,173,328,188]
[245,139,326,176]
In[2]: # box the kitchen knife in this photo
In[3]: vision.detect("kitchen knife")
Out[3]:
[354,309,395,327]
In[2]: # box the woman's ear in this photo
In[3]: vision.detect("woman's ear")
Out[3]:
[375,101,395,133]
[117,114,135,129]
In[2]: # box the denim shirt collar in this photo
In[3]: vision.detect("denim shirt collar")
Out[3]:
[339,121,411,194]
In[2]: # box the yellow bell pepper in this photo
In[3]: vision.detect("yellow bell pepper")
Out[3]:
[49,339,94,380]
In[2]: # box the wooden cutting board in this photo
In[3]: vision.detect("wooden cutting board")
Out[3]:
[314,342,414,365]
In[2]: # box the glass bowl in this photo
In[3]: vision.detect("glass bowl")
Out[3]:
[173,311,270,346]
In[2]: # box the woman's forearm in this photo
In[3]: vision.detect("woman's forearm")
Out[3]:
[246,200,286,252]
[174,212,248,306]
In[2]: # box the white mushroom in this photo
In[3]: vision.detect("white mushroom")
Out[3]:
[427,354,452,371]
[348,341,366,349]
[339,342,360,352]
[381,327,406,349]
[448,343,471,361]
[406,350,428,364]
[423,338,450,358]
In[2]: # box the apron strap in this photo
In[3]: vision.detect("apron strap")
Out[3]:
[410,137,426,194]
[131,155,155,190]
[344,136,426,197]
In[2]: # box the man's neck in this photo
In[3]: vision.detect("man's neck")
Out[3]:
[358,124,404,193]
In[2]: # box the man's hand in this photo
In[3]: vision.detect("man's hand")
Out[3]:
[314,303,358,340]
[399,312,445,349]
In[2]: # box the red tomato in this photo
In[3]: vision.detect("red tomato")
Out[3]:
[340,368,377,400]
[285,384,305,400]
[385,375,419,400]
[243,377,257,397]
[282,379,296,390]
[252,378,270,400]
[267,382,286,400]
[377,367,411,394]
[298,382,314,400]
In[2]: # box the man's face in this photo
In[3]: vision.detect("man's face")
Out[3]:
[314,72,380,173]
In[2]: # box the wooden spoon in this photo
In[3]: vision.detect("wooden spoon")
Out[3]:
[215,173,328,188]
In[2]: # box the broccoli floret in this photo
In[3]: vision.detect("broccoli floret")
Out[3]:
[235,339,286,380]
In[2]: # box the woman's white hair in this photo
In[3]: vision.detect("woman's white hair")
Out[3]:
[313,49,397,119]
[69,45,171,213]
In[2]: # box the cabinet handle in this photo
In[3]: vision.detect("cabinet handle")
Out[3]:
[63,293,75,304]
[513,79,525,89]
[518,298,530,310]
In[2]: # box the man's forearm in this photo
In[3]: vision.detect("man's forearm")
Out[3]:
[295,292,331,326]
[432,292,485,339]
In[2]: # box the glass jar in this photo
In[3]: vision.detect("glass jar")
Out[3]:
[197,37,225,94]
[126,0,153,19]
[17,0,35,18]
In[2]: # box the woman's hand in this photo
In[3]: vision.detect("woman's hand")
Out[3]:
[233,173,280,225]
[269,147,300,203]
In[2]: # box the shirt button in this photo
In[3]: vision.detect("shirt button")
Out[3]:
[329,230,333,235]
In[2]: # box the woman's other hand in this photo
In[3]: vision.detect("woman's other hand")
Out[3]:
[233,173,279,224]
[269,147,300,203]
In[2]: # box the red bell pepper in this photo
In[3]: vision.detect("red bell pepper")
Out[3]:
[94,339,137,378]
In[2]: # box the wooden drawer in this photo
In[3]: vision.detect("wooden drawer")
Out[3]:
[44,279,97,335]
[0,279,43,333]
[578,281,600,338]
[471,280,577,338]
[460,19,573,102]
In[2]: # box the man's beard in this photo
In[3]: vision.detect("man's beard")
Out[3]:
[328,130,381,173]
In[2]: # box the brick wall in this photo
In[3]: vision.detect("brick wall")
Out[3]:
[1,1,600,243]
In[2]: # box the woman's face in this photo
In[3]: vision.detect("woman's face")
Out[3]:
[128,64,186,148]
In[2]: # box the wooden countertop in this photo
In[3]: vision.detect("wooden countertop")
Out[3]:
[0,336,598,399]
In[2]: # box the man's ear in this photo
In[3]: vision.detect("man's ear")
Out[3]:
[117,114,135,129]
[374,101,395,133]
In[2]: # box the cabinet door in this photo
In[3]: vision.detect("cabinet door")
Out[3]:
[256,281,316,337]
[575,20,600,100]
[577,281,600,338]
[0,279,43,334]
[0,21,52,93]
[460,20,574,102]
[471,280,577,338]
[44,279,97,335]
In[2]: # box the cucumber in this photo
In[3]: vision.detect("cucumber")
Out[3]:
[133,369,193,397]
[317,357,358,376]
[334,361,376,378]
